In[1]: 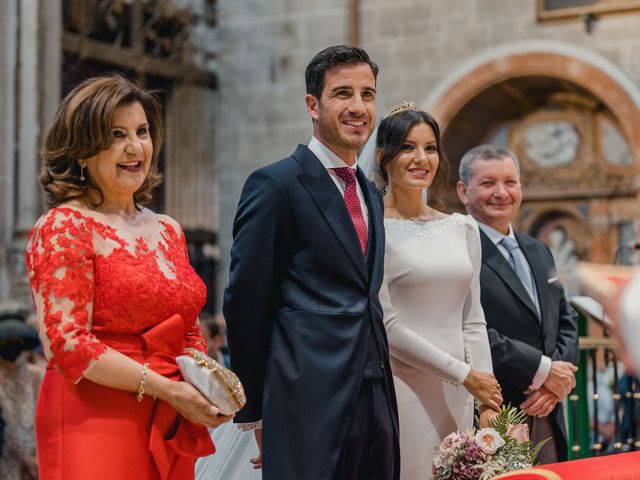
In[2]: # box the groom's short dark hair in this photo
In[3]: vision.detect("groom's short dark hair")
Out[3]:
[305,45,378,99]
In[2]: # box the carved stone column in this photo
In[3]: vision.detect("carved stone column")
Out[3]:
[164,83,219,311]
[0,0,18,303]
[1,0,62,310]
[164,83,218,232]
[346,0,359,46]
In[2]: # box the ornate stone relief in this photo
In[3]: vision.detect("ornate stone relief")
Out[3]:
[524,120,580,167]
[64,0,217,67]
[509,108,635,195]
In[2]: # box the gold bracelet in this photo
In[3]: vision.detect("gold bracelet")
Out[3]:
[136,363,150,402]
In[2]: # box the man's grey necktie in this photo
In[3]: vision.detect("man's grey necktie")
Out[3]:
[501,236,538,313]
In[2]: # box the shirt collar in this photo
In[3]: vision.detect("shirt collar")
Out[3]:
[308,136,358,171]
[478,222,516,246]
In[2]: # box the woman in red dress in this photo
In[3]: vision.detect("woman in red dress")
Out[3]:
[25,75,231,479]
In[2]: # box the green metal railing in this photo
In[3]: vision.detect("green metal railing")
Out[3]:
[566,309,639,459]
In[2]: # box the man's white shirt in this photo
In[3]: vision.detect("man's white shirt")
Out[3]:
[308,136,369,227]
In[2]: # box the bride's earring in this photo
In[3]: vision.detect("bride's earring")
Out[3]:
[80,164,85,182]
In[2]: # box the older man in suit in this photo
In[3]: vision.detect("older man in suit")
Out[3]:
[224,45,399,480]
[456,144,579,463]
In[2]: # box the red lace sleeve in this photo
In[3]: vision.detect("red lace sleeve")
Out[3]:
[25,209,106,382]
[185,320,207,354]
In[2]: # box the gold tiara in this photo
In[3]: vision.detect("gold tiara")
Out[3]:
[384,101,419,118]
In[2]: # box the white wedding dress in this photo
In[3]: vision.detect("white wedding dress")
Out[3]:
[195,422,261,480]
[379,213,494,480]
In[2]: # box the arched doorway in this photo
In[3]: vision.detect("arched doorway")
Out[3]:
[426,42,640,266]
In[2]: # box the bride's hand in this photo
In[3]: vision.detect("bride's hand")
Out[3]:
[463,368,502,412]
[479,405,500,428]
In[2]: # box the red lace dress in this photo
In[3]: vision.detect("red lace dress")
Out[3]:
[25,207,215,480]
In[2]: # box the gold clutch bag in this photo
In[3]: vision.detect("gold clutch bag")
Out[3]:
[176,348,246,415]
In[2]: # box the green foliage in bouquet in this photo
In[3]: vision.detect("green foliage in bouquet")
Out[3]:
[432,405,548,480]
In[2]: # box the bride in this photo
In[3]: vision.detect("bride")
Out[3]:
[360,102,503,479]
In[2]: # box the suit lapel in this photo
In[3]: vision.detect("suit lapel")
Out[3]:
[480,231,540,319]
[293,145,368,282]
[515,232,548,324]
[357,167,383,281]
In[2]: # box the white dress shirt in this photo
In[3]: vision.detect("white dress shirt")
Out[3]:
[308,136,369,227]
[620,273,640,374]
[478,223,551,391]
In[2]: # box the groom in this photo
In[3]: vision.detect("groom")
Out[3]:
[224,45,400,480]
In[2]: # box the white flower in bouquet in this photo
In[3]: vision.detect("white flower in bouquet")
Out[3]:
[474,428,505,455]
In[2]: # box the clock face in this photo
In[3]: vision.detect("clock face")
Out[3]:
[524,121,580,167]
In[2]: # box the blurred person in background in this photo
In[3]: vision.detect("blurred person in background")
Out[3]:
[0,313,41,480]
[199,313,228,366]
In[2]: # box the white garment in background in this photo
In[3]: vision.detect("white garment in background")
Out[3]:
[379,213,494,479]
[196,421,261,480]
[620,273,640,373]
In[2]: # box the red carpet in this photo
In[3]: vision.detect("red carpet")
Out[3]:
[493,452,640,479]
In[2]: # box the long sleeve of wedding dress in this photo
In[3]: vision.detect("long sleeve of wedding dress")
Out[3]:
[460,216,493,375]
[380,278,470,384]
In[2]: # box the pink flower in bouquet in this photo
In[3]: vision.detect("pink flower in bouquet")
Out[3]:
[440,432,459,452]
[433,432,460,469]
[506,423,529,444]
[474,428,505,455]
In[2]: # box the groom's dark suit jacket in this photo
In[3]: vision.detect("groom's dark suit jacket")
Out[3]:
[478,229,578,461]
[224,145,400,480]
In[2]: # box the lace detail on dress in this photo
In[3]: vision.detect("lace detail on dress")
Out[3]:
[26,207,207,382]
[384,214,463,240]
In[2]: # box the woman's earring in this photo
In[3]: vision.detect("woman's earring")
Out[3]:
[80,165,85,182]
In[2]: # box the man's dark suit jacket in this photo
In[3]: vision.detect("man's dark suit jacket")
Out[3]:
[224,145,400,480]
[478,229,579,461]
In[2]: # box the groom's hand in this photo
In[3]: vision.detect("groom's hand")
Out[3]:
[250,428,263,470]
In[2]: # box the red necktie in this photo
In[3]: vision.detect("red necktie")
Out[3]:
[332,167,368,254]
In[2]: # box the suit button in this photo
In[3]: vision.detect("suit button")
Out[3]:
[379,361,384,369]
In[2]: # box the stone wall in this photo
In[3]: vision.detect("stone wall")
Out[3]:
[215,0,350,304]
[361,0,640,110]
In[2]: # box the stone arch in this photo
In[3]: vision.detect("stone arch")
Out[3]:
[425,41,640,262]
[527,207,590,257]
[424,40,640,161]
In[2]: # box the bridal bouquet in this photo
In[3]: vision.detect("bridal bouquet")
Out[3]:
[431,405,546,480]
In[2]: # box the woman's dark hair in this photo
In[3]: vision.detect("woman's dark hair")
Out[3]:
[305,45,378,99]
[376,109,449,210]
[40,74,164,208]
